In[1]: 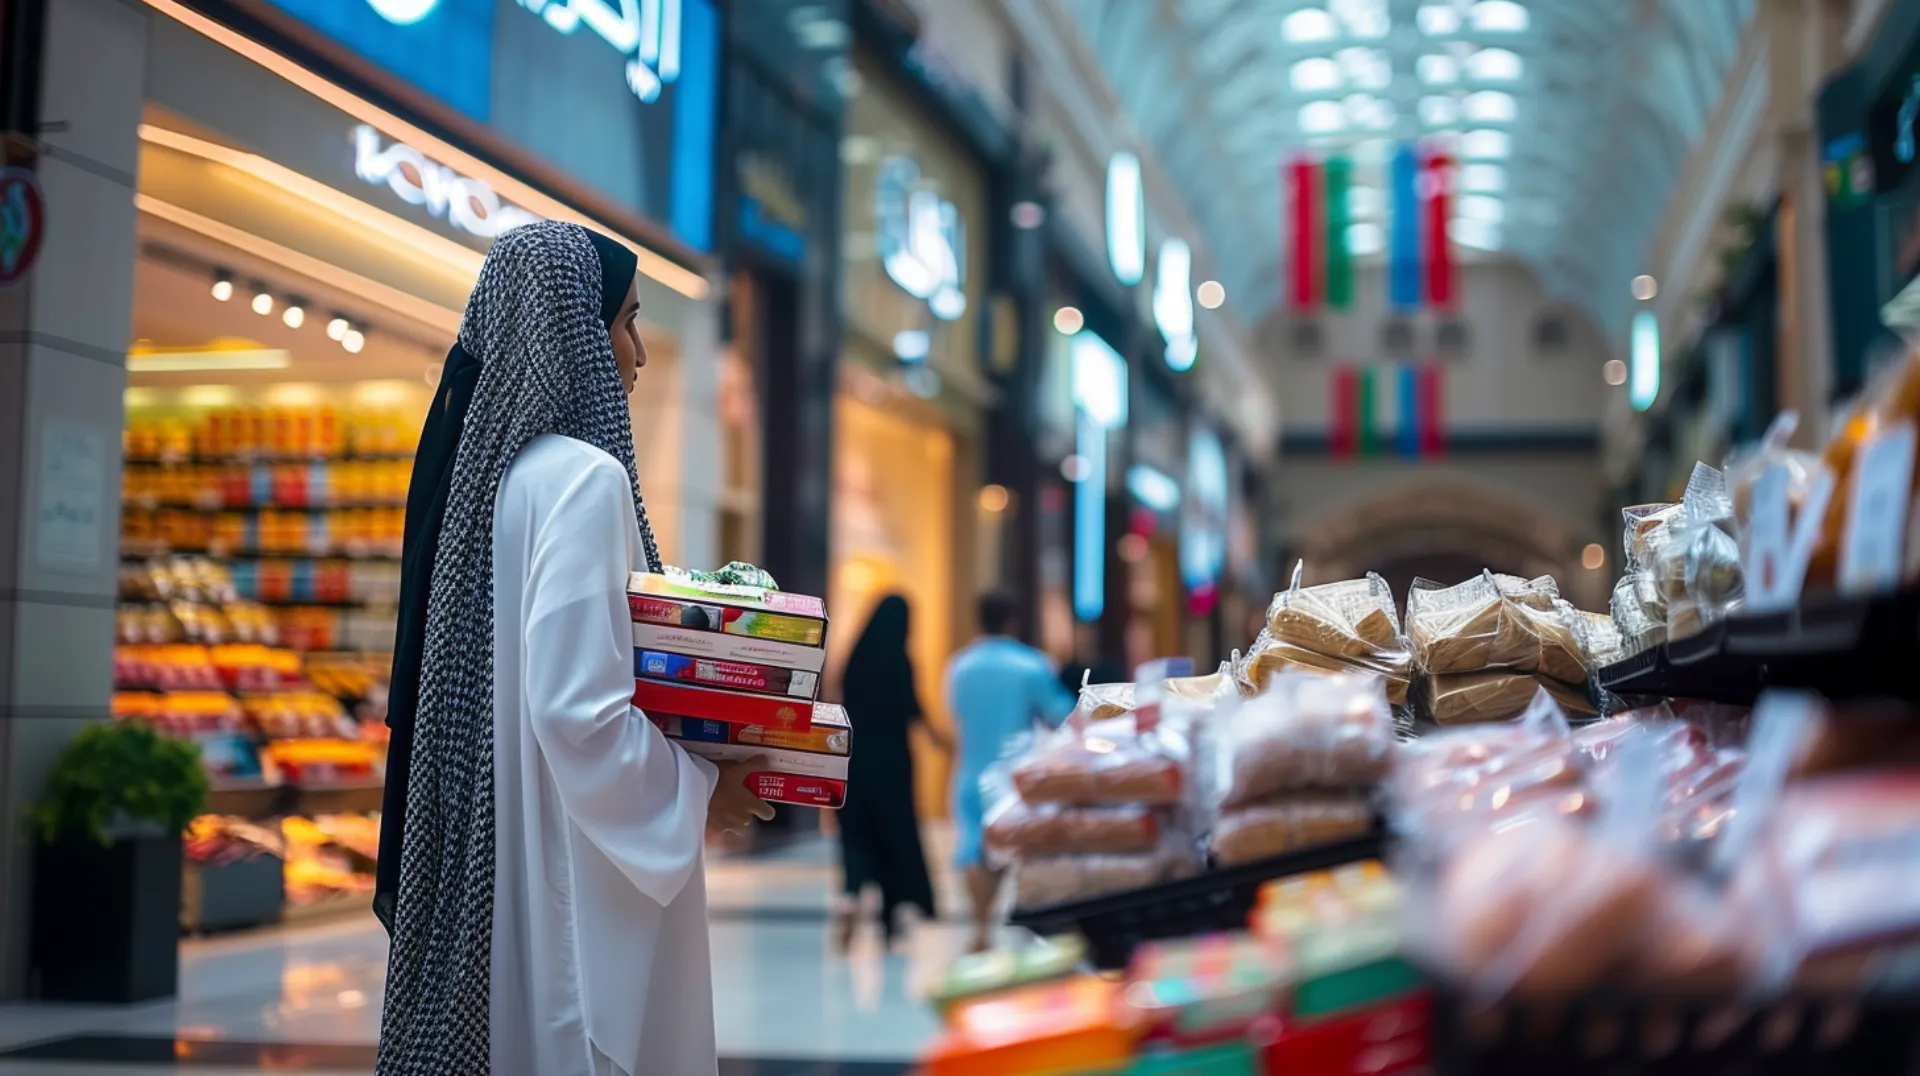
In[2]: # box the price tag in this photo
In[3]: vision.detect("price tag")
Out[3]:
[1743,461,1835,614]
[1839,419,1917,594]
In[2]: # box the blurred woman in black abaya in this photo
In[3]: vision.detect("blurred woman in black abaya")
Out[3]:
[834,595,943,949]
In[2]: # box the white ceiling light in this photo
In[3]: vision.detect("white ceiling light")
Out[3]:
[1469,0,1529,32]
[1105,152,1146,286]
[1336,47,1392,90]
[1450,218,1502,250]
[1460,163,1506,192]
[1458,194,1505,223]
[1416,4,1462,35]
[1346,222,1386,255]
[1347,185,1383,218]
[1348,95,1395,130]
[1282,7,1340,43]
[1462,90,1517,122]
[1290,57,1343,93]
[1300,100,1346,134]
[1461,129,1511,159]
[1417,54,1459,85]
[1466,47,1524,81]
[1419,95,1461,127]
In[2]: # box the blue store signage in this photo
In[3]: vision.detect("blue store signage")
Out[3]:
[265,0,719,252]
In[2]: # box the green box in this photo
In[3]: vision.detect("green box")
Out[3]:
[1122,1042,1258,1076]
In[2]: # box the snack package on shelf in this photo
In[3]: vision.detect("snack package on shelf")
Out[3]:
[1421,671,1597,726]
[1254,861,1420,1018]
[1120,932,1291,1048]
[1238,631,1412,706]
[1579,611,1626,671]
[1197,669,1393,810]
[1806,350,1920,591]
[926,935,1088,1016]
[1012,834,1200,909]
[921,976,1138,1076]
[1388,693,1583,855]
[1652,463,1745,638]
[1209,793,1373,866]
[1405,572,1589,685]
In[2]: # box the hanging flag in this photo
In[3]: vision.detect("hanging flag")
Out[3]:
[1329,365,1359,457]
[1324,155,1353,310]
[1287,155,1321,310]
[1423,149,1456,307]
[1354,365,1379,457]
[1389,143,1421,310]
[1418,361,1446,455]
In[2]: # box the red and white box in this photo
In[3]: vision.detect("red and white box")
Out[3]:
[632,621,827,675]
[661,736,850,809]
[632,679,822,731]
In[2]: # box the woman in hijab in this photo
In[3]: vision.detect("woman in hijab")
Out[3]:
[373,221,771,1076]
[834,594,943,949]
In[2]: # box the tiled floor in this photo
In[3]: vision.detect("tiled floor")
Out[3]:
[0,830,999,1074]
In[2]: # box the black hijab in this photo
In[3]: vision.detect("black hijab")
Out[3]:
[840,595,920,730]
[372,228,638,933]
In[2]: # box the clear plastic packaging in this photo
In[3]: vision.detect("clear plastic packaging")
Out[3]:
[1423,671,1597,725]
[1265,562,1404,660]
[1071,678,1136,724]
[1210,793,1373,866]
[1236,629,1412,705]
[1579,611,1626,670]
[1388,691,1583,853]
[1012,836,1200,908]
[1199,670,1394,809]
[984,800,1162,858]
[1405,572,1589,683]
[1609,574,1666,655]
[1010,714,1187,807]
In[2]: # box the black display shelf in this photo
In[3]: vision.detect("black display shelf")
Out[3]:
[1598,588,1920,706]
[1008,831,1386,970]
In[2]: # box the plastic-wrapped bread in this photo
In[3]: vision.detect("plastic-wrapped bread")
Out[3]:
[1424,672,1597,726]
[984,801,1162,858]
[1406,572,1589,683]
[1236,630,1412,705]
[1073,681,1136,723]
[1202,670,1394,809]
[1210,794,1373,866]
[1010,715,1185,807]
[1012,838,1199,909]
[1265,568,1404,660]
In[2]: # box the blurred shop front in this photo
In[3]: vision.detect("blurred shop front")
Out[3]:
[4,0,721,978]
[1818,0,1920,401]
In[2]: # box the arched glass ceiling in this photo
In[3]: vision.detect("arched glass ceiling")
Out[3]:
[1064,0,1754,331]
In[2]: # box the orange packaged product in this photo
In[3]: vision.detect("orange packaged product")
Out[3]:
[922,976,1137,1076]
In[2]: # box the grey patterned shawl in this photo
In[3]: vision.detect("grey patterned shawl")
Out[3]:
[375,221,663,1073]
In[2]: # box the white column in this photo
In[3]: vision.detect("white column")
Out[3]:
[0,0,149,1000]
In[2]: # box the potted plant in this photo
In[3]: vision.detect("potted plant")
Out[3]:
[31,720,207,1002]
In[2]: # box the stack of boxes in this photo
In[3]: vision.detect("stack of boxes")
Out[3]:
[626,571,848,807]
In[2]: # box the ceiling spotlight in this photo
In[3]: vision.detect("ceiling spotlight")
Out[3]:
[342,328,367,354]
[211,272,234,302]
[282,298,307,329]
[250,285,273,316]
[326,315,350,341]
[1631,274,1659,301]
[1196,280,1226,309]
[1053,306,1085,334]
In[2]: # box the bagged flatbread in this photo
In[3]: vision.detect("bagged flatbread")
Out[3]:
[1265,564,1403,660]
[1425,671,1598,726]
[1237,630,1411,706]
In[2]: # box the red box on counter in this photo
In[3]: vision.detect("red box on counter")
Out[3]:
[632,679,821,731]
[1262,991,1430,1075]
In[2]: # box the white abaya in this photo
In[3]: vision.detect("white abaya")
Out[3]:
[489,434,720,1076]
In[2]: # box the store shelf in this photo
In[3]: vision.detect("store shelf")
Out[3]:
[1009,831,1386,970]
[125,453,415,465]
[201,778,385,819]
[122,549,403,563]
[295,780,385,816]
[205,780,286,820]
[124,501,407,512]
[1599,588,1920,705]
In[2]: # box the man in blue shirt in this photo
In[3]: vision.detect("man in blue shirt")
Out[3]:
[945,590,1077,951]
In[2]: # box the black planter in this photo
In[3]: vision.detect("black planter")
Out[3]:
[31,833,182,1003]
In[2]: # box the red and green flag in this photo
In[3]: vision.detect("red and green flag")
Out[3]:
[1285,153,1356,312]
[1330,362,1445,459]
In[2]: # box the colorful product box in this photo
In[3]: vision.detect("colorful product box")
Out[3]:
[627,573,828,647]
[652,703,849,756]
[1123,932,1291,1049]
[655,736,848,783]
[632,679,823,731]
[635,650,819,700]
[631,621,827,674]
[922,977,1139,1076]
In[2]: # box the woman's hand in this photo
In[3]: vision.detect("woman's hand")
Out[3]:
[708,757,777,834]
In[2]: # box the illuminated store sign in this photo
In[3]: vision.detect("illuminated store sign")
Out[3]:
[353,126,541,239]
[1154,238,1197,371]
[516,0,685,102]
[1630,310,1660,412]
[1180,427,1228,591]
[877,156,967,321]
[1106,152,1145,286]
[1071,331,1128,622]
